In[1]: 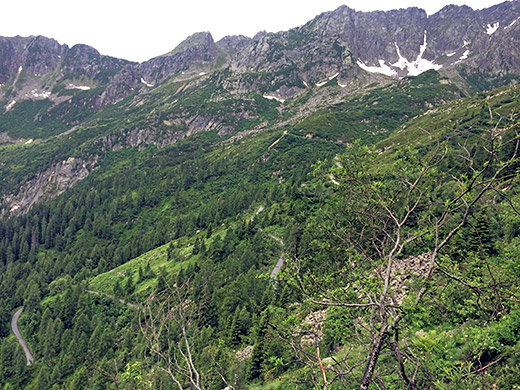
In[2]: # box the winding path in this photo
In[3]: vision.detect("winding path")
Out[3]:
[11,307,34,366]
[267,232,285,279]
[270,248,286,279]
[255,206,286,279]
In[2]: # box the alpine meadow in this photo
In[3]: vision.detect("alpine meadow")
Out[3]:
[1,2,520,389]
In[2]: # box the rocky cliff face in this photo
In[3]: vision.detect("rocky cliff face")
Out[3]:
[0,35,132,114]
[2,2,519,110]
[2,156,98,217]
[99,32,222,105]
[300,1,520,81]
[140,1,520,98]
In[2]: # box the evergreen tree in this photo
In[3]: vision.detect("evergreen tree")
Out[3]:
[124,273,134,298]
[167,241,175,260]
[113,279,123,298]
[228,306,251,346]
[69,366,89,390]
[156,268,168,292]
[192,237,201,255]
[469,213,494,255]
[248,310,269,381]
[36,365,51,390]
[24,280,41,313]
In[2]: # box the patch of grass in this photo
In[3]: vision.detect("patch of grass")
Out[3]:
[89,242,186,295]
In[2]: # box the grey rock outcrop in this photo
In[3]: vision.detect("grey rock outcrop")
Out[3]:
[0,35,132,111]
[2,2,520,109]
[2,156,98,217]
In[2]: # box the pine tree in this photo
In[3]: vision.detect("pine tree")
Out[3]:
[468,213,494,255]
[138,265,144,283]
[113,279,123,298]
[69,366,89,390]
[24,280,41,313]
[228,306,251,346]
[192,237,201,255]
[167,241,175,260]
[124,274,134,299]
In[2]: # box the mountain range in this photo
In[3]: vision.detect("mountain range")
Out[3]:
[1,1,519,216]
[0,2,520,389]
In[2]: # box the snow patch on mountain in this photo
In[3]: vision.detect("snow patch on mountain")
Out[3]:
[263,94,285,103]
[391,31,442,77]
[140,78,154,87]
[315,73,340,86]
[506,17,519,29]
[6,100,16,111]
[455,49,470,64]
[31,89,51,98]
[486,23,500,35]
[68,84,91,91]
[357,59,397,77]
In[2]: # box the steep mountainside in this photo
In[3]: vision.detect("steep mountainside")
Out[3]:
[0,79,519,390]
[0,36,132,106]
[0,3,519,389]
[1,3,518,215]
[2,2,519,114]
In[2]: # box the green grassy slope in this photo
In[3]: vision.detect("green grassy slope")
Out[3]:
[0,79,518,389]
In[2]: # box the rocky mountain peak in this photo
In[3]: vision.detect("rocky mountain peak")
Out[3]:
[0,35,132,111]
[216,35,252,54]
[170,31,215,56]
[2,1,520,122]
[1,1,519,217]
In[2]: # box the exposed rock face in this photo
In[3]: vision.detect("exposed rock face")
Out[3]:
[230,26,358,94]
[99,32,222,105]
[0,35,133,111]
[429,2,520,78]
[142,32,218,81]
[2,156,98,217]
[216,35,253,54]
[61,44,128,83]
[296,1,520,81]
[0,36,65,82]
[98,64,141,105]
[0,36,131,84]
[226,1,520,96]
[2,2,519,108]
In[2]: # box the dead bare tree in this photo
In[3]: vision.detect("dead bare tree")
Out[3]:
[92,360,120,390]
[139,279,236,390]
[285,117,520,389]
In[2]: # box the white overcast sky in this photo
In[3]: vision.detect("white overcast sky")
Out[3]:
[0,0,509,63]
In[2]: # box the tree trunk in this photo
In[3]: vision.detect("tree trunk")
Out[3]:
[359,327,387,390]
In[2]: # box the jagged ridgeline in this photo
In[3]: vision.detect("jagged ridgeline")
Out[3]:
[0,2,519,389]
